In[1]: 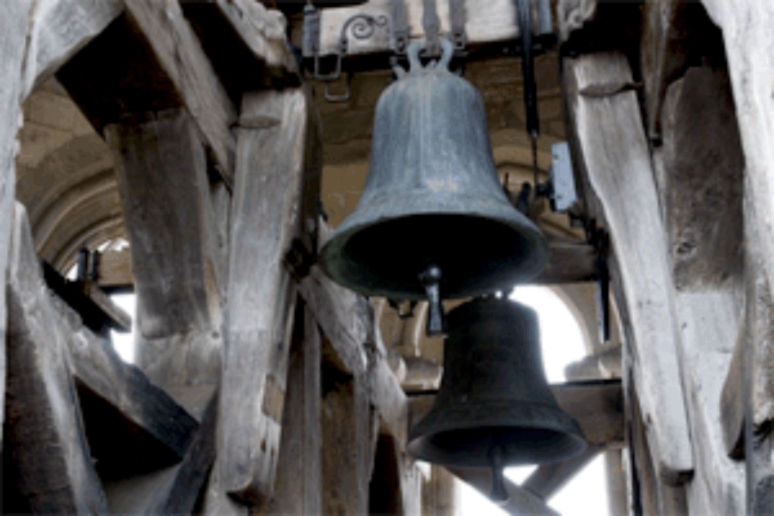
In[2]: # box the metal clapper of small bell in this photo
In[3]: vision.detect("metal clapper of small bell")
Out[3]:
[406,297,588,502]
[318,39,549,336]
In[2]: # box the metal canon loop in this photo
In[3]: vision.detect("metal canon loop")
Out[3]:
[405,38,454,74]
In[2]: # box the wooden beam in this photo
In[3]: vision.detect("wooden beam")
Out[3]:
[98,247,133,292]
[207,88,320,512]
[0,0,33,456]
[534,241,597,284]
[123,0,237,183]
[299,266,408,443]
[521,444,605,500]
[5,202,108,513]
[105,108,224,417]
[266,304,323,515]
[298,266,370,375]
[313,0,554,58]
[408,380,624,448]
[22,0,123,98]
[447,467,560,516]
[563,51,694,485]
[42,261,131,335]
[50,295,198,480]
[57,1,237,185]
[181,0,298,102]
[320,363,378,515]
[102,393,217,515]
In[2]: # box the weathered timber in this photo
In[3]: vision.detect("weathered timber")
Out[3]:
[112,0,237,184]
[299,265,370,374]
[266,304,323,515]
[408,380,624,448]
[0,0,33,454]
[659,65,746,512]
[300,265,409,442]
[208,88,320,511]
[447,467,560,516]
[563,51,694,484]
[422,466,459,516]
[605,449,628,516]
[103,393,217,515]
[21,0,123,97]
[49,295,198,480]
[181,0,298,103]
[106,108,223,417]
[534,241,597,284]
[640,0,726,140]
[98,247,133,292]
[722,329,745,459]
[631,388,689,516]
[555,0,641,52]
[313,0,553,58]
[57,1,237,185]
[5,202,108,514]
[43,261,131,335]
[660,68,744,290]
[522,444,605,500]
[320,361,379,515]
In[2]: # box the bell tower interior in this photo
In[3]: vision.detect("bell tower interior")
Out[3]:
[0,0,770,514]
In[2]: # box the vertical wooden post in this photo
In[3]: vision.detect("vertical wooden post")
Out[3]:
[563,51,694,485]
[5,203,108,514]
[0,0,33,451]
[265,303,323,515]
[106,108,225,418]
[320,364,378,515]
[205,87,320,513]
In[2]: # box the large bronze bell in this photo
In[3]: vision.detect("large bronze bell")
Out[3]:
[407,297,587,501]
[318,40,547,331]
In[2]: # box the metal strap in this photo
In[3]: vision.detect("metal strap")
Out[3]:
[421,0,441,57]
[449,0,467,51]
[391,0,410,55]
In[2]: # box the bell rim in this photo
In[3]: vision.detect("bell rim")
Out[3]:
[318,199,549,300]
[406,398,587,467]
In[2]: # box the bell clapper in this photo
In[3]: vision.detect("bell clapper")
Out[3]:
[489,444,509,504]
[419,263,446,337]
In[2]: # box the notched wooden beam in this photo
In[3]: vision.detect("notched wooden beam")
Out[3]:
[181,0,299,103]
[57,0,237,185]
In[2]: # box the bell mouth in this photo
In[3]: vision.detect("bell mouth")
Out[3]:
[318,213,548,300]
[406,425,587,467]
[407,399,587,467]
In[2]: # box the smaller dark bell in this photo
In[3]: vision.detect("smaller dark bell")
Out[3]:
[407,297,587,470]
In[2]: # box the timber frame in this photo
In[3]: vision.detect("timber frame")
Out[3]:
[2,0,774,515]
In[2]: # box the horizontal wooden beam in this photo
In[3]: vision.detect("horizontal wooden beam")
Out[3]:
[447,466,559,516]
[535,241,597,284]
[311,0,553,58]
[408,380,624,447]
